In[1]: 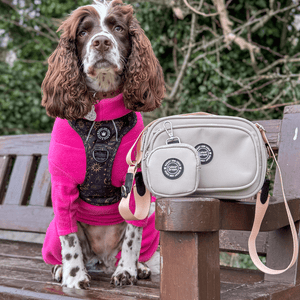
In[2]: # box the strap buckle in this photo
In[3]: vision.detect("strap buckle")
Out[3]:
[121,164,138,198]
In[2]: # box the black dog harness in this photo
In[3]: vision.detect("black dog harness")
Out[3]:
[69,112,137,206]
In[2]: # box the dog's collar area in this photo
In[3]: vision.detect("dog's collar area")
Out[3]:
[92,87,122,102]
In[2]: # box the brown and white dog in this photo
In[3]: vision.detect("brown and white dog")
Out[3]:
[41,0,164,289]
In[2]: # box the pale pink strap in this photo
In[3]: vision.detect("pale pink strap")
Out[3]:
[118,165,152,221]
[248,125,299,274]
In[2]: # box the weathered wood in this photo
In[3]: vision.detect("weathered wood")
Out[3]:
[0,205,54,233]
[2,155,36,206]
[254,119,281,152]
[273,106,300,201]
[0,241,160,300]
[0,134,50,156]
[29,155,51,207]
[219,197,300,231]
[264,221,300,285]
[0,155,11,205]
[219,230,267,255]
[155,197,219,232]
[160,231,220,300]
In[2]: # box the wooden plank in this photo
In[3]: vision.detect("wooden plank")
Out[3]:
[220,266,264,285]
[0,134,50,156]
[273,108,300,201]
[2,155,36,205]
[0,155,11,204]
[283,105,300,114]
[254,119,282,152]
[0,240,44,258]
[0,205,54,233]
[155,198,219,232]
[221,280,293,300]
[219,230,267,254]
[0,281,158,300]
[29,155,51,207]
[219,197,300,231]
[160,231,220,300]
[264,221,300,284]
[0,257,160,300]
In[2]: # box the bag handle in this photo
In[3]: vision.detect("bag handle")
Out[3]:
[119,111,211,220]
[248,124,299,275]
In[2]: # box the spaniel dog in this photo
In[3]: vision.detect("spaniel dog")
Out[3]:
[41,0,164,289]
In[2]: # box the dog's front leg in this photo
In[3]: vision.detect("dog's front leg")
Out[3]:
[59,233,90,289]
[111,224,143,286]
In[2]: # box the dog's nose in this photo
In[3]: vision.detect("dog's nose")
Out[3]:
[92,36,112,53]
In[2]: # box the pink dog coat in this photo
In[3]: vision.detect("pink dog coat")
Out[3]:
[42,93,159,265]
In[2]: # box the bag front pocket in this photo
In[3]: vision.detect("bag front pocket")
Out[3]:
[145,143,200,197]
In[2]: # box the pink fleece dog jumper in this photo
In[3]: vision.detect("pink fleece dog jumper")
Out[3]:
[42,93,159,265]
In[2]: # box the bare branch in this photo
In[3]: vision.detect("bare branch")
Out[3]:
[166,12,197,100]
[212,0,260,53]
[257,57,300,75]
[183,0,218,17]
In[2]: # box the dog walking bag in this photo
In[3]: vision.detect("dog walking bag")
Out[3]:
[118,112,298,275]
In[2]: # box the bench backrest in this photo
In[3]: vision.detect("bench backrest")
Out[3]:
[0,133,53,233]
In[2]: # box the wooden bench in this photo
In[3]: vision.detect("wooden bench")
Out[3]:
[1,105,300,299]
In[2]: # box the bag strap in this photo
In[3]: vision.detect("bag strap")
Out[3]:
[248,124,299,274]
[119,111,210,220]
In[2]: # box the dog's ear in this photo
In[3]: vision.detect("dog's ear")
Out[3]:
[122,18,165,112]
[41,8,93,120]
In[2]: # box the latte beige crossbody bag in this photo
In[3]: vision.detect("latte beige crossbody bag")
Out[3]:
[118,113,298,275]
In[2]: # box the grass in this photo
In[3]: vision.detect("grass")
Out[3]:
[220,252,266,270]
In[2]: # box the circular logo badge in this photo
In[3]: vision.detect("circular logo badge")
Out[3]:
[162,158,184,180]
[195,143,213,164]
[97,127,111,141]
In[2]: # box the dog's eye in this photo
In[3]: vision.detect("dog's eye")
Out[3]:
[114,26,123,32]
[78,31,87,37]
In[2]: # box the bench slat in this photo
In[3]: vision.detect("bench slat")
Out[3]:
[0,205,54,233]
[219,230,267,255]
[29,155,51,207]
[0,134,50,156]
[2,156,35,206]
[0,156,10,204]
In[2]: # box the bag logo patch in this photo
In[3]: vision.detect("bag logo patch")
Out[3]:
[162,158,184,180]
[195,143,213,164]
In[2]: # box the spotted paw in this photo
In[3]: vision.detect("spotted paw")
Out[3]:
[62,266,90,289]
[137,262,151,279]
[52,265,63,282]
[111,270,137,286]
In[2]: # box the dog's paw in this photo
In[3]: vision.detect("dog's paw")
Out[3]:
[111,265,137,286]
[52,265,63,282]
[62,266,90,289]
[137,262,151,279]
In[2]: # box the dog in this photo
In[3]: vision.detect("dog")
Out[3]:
[41,0,165,289]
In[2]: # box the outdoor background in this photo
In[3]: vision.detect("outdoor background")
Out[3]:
[0,0,299,268]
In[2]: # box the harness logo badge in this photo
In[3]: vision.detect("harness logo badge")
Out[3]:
[162,158,184,180]
[97,127,111,141]
[195,143,213,164]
